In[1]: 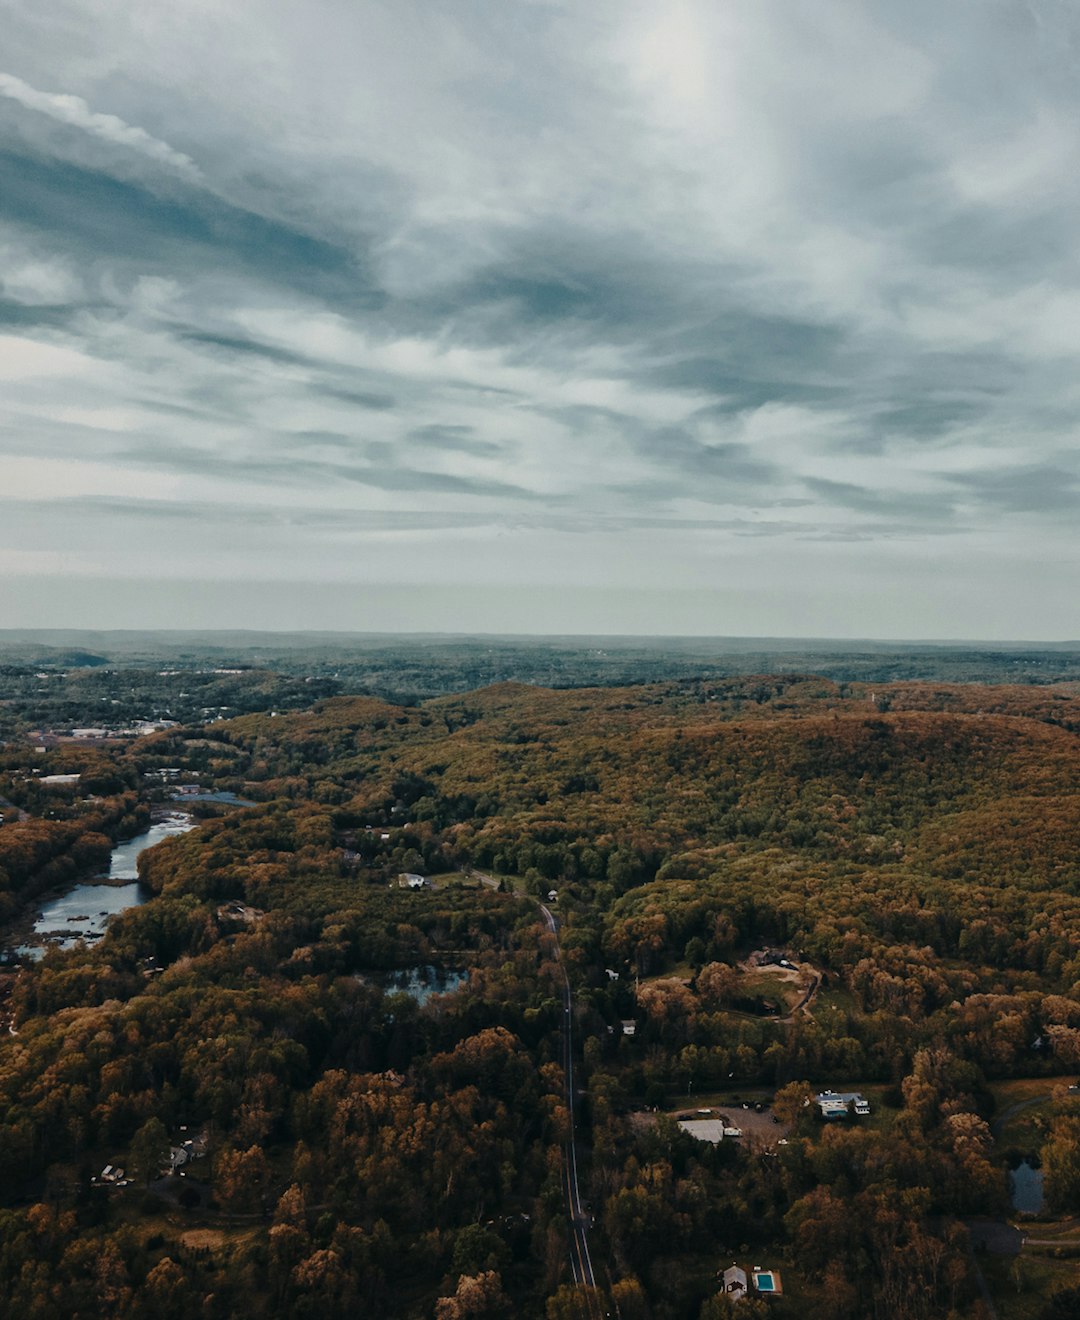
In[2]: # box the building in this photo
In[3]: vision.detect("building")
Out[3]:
[401,873,429,890]
[40,773,81,786]
[722,1266,748,1301]
[677,1118,727,1144]
[815,1089,870,1118]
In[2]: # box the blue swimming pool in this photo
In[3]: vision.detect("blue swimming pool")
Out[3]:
[755,1273,776,1292]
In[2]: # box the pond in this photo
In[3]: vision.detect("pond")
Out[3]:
[1010,1158,1045,1214]
[13,813,194,960]
[380,965,469,1005]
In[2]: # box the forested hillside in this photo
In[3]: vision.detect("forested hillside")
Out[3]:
[3,675,1080,1318]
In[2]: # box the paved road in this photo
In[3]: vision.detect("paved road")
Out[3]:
[539,903,606,1318]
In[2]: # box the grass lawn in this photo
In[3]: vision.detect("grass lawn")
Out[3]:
[640,961,694,986]
[432,868,524,894]
[812,985,858,1017]
[988,1078,1078,1152]
[431,870,480,887]
[997,1104,1052,1154]
[1018,1216,1080,1243]
[991,1078,1071,1105]
[740,969,803,1012]
[982,1250,1080,1318]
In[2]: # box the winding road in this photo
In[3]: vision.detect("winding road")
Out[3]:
[540,903,606,1318]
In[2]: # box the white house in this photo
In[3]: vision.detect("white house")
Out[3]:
[722,1265,748,1301]
[815,1089,870,1118]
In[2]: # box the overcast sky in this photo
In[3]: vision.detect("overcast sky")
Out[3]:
[1,1,1078,638]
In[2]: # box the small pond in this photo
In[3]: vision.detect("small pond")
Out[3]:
[380,965,469,1005]
[1010,1158,1045,1214]
[14,813,194,960]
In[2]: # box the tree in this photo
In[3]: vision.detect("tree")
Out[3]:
[699,1293,769,1320]
[130,1117,169,1186]
[137,1258,194,1320]
[1043,1116,1080,1213]
[452,1224,509,1275]
[771,1081,815,1128]
[435,1270,511,1319]
[545,1284,600,1320]
[215,1144,271,1216]
[611,1276,652,1320]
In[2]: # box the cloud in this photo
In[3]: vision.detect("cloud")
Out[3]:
[942,464,1080,514]
[0,72,202,180]
[1,1,1080,634]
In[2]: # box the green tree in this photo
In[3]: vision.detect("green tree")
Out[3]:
[130,1117,169,1186]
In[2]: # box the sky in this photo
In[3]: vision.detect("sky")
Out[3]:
[1,0,1078,638]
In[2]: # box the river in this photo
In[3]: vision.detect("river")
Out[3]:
[13,812,195,960]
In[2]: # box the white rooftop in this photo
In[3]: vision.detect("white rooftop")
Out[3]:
[677,1118,726,1143]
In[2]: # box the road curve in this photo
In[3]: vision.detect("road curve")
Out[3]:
[539,903,605,1317]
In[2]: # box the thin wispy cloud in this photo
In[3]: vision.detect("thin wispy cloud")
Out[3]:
[0,72,202,180]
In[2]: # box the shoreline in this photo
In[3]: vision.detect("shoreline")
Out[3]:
[0,807,195,960]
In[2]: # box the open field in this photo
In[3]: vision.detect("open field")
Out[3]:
[983,1251,1080,1318]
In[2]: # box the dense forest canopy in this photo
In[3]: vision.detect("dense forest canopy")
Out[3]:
[3,666,1080,1317]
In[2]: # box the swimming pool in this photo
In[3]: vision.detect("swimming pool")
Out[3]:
[754,1271,779,1293]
